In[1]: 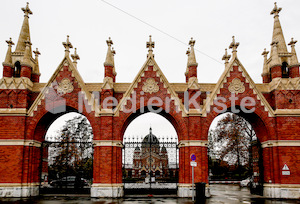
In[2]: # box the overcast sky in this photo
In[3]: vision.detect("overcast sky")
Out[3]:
[1,0,299,139]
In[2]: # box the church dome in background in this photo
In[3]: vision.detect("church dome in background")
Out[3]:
[142,127,160,147]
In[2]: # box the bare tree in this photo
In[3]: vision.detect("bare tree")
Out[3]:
[48,115,94,180]
[209,113,256,179]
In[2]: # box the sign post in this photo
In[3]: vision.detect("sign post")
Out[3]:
[190,154,197,201]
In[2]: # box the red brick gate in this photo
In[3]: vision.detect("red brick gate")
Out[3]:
[0,2,299,199]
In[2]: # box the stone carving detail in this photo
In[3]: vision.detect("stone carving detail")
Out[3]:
[57,78,74,95]
[228,78,245,94]
[142,78,159,94]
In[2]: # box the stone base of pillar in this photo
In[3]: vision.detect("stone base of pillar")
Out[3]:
[91,183,124,198]
[178,183,210,198]
[0,184,39,197]
[264,184,300,199]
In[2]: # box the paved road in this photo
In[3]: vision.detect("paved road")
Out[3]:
[0,185,299,203]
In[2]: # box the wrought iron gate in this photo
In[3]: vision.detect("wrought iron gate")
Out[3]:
[39,136,94,194]
[122,131,179,195]
[250,140,264,195]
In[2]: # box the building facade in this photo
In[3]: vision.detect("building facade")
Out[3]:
[0,2,299,199]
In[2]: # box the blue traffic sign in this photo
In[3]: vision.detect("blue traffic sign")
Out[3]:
[191,154,196,161]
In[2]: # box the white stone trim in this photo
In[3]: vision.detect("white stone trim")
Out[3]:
[0,108,27,116]
[0,139,41,147]
[91,183,124,198]
[188,109,202,116]
[178,140,208,148]
[264,183,300,199]
[93,140,123,147]
[261,140,300,148]
[275,109,300,116]
[99,109,114,116]
[0,77,33,91]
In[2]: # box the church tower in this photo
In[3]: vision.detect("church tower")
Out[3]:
[0,2,40,110]
[261,2,299,83]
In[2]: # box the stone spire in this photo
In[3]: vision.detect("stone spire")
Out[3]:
[229,36,239,58]
[270,2,288,55]
[21,37,32,67]
[71,48,80,68]
[3,38,14,67]
[104,37,114,67]
[262,48,269,75]
[15,2,32,54]
[288,38,299,66]
[146,35,155,57]
[187,38,198,67]
[62,35,73,57]
[222,48,231,65]
[33,48,41,74]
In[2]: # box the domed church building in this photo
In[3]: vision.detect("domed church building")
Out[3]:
[131,128,170,178]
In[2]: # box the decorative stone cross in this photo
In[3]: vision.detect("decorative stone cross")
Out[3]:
[63,35,73,56]
[189,37,195,47]
[33,48,41,58]
[229,36,239,53]
[107,37,113,47]
[270,2,281,17]
[71,48,80,64]
[288,38,297,48]
[222,48,231,64]
[22,2,33,17]
[147,35,155,56]
[262,48,269,58]
[6,38,14,47]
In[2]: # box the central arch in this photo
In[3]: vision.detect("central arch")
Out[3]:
[121,111,179,195]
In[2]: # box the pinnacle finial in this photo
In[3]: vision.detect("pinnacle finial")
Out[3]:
[262,48,269,75]
[71,48,80,64]
[189,37,195,47]
[269,41,281,67]
[186,47,190,56]
[33,48,41,57]
[104,37,115,67]
[106,37,113,47]
[112,47,116,55]
[262,48,269,57]
[271,40,279,47]
[270,2,281,17]
[147,35,155,57]
[33,48,41,74]
[288,38,297,47]
[62,35,73,56]
[24,37,32,47]
[6,38,15,47]
[229,36,239,51]
[3,38,15,67]
[22,37,33,67]
[288,38,299,66]
[22,2,33,17]
[186,37,198,67]
[222,48,231,64]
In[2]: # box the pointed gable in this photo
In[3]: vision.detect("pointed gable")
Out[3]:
[113,55,187,117]
[27,56,97,116]
[202,57,275,117]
